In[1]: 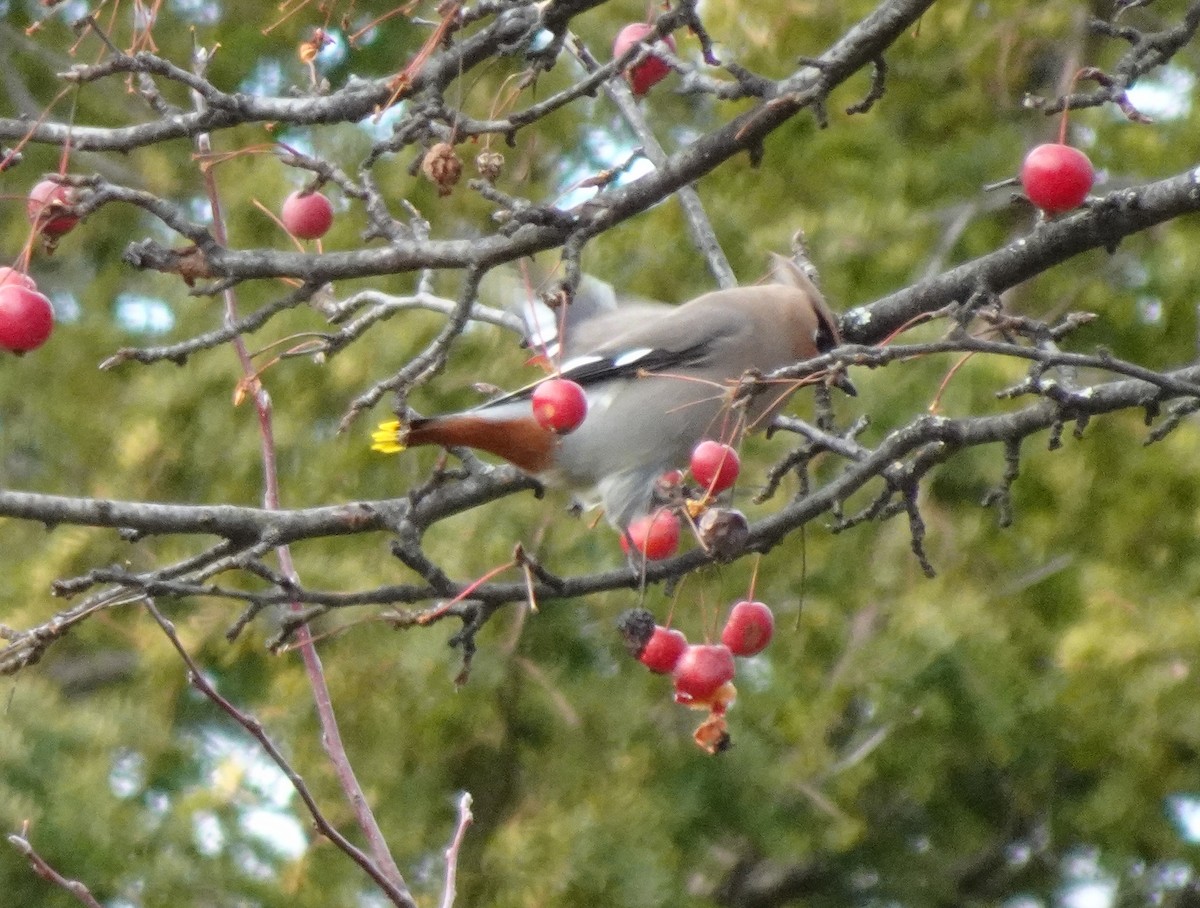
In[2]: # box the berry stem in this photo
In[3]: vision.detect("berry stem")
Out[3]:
[746,553,761,603]
[1057,67,1088,146]
[57,89,78,177]
[418,558,518,624]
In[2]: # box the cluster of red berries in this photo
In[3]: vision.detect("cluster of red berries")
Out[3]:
[618,599,775,753]
[621,439,742,561]
[0,178,83,353]
[5,179,341,356]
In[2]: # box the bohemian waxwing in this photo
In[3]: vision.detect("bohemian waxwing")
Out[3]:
[373,254,849,528]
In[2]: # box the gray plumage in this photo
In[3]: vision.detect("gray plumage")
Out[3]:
[470,255,845,527]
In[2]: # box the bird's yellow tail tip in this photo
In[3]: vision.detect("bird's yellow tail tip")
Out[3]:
[371,420,408,454]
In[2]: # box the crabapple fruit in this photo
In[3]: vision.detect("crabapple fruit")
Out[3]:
[1020,143,1094,215]
[721,600,775,657]
[638,626,688,674]
[281,190,334,239]
[0,267,37,291]
[672,644,736,706]
[690,440,740,494]
[27,180,80,237]
[612,23,676,96]
[0,285,54,352]
[531,378,588,433]
[621,510,681,560]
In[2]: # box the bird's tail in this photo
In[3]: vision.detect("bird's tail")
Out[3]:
[371,413,557,474]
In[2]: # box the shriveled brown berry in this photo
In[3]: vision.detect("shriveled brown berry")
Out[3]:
[475,150,504,183]
[696,508,750,561]
[422,142,463,197]
[693,713,732,755]
[616,607,656,657]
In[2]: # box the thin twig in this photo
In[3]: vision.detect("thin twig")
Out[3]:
[192,72,410,896]
[143,601,417,908]
[7,827,104,908]
[440,791,475,908]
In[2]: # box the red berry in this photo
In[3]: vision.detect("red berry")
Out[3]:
[1020,143,1094,215]
[721,600,775,657]
[672,644,736,706]
[639,626,688,674]
[0,267,36,291]
[612,23,676,96]
[531,378,588,433]
[0,285,54,352]
[26,180,80,237]
[281,190,334,239]
[690,440,741,494]
[621,510,681,560]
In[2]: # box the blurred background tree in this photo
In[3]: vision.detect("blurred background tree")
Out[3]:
[3,0,1200,906]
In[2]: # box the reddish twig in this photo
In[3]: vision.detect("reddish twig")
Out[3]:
[143,601,417,908]
[190,59,411,898]
[439,791,475,908]
[7,824,104,908]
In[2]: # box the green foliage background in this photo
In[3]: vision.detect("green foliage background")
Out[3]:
[3,1,1200,905]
